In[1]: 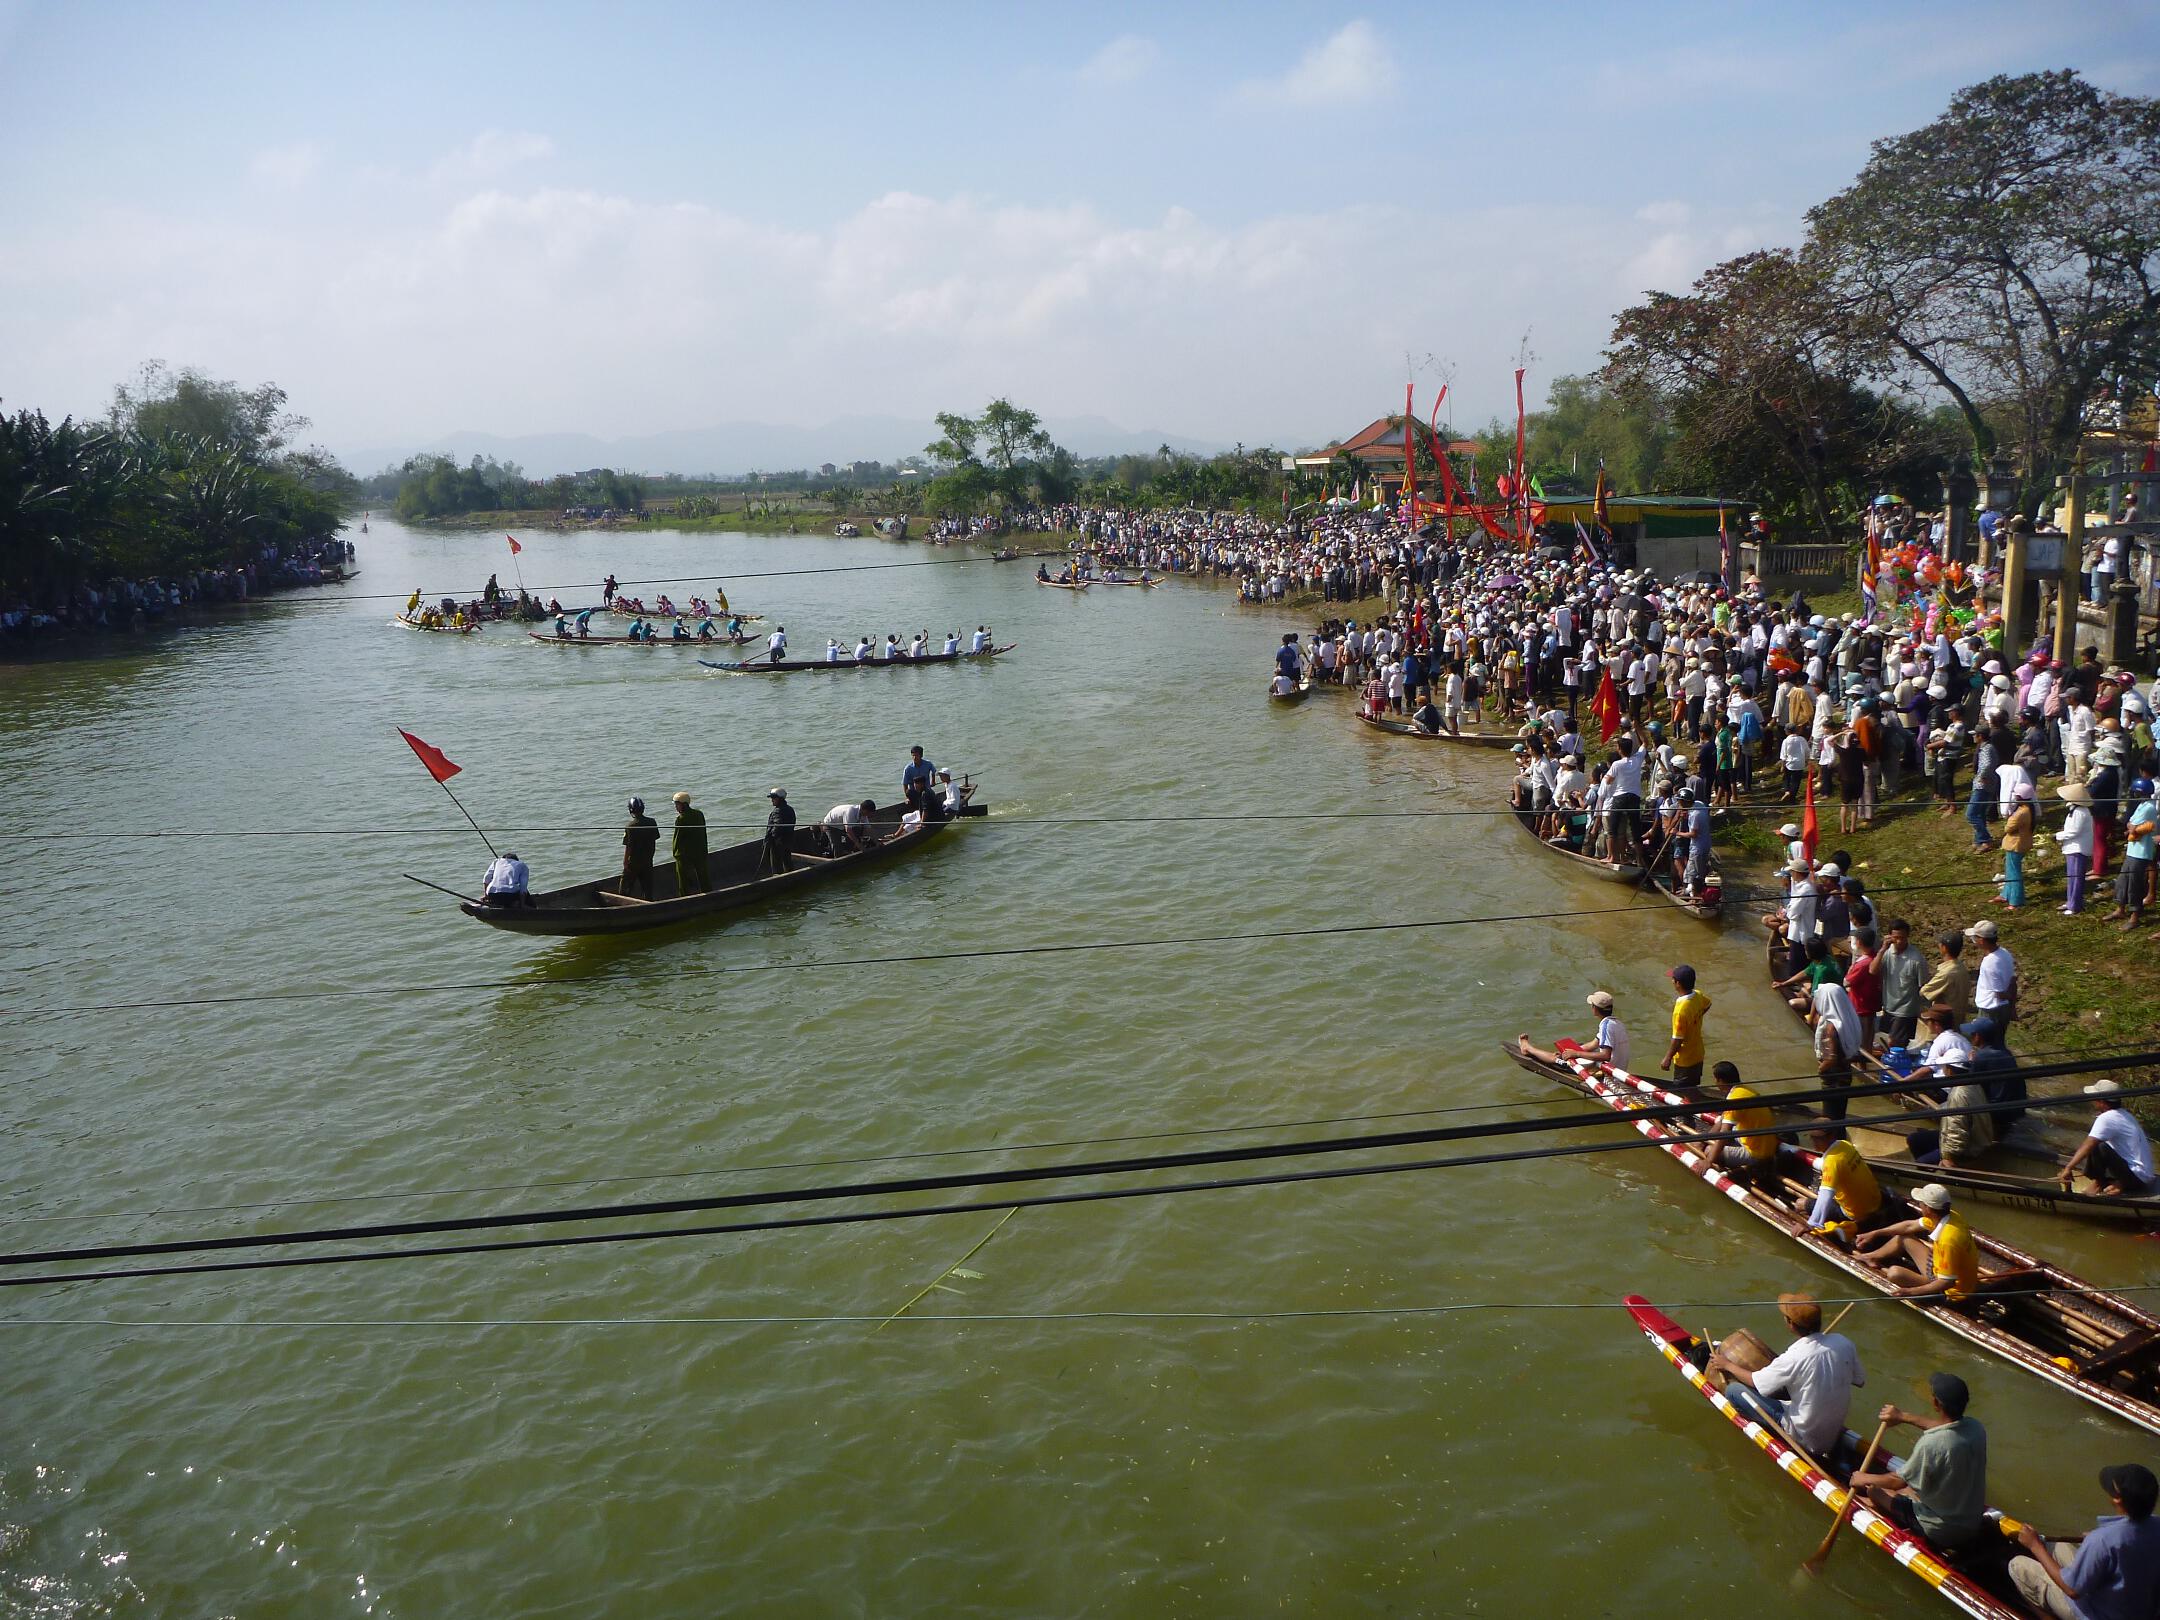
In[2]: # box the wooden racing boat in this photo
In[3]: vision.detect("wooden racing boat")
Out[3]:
[460,800,985,936]
[1507,1043,2160,1435]
[1625,1295,2069,1620]
[393,613,479,635]
[1648,867,1722,921]
[1092,575,1157,587]
[528,629,750,647]
[1863,1155,2160,1230]
[1035,577,1090,589]
[1354,713,1520,749]
[990,548,1022,561]
[699,643,1015,674]
[1507,804,1646,883]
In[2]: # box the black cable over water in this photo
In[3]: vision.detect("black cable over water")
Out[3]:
[0,883,2003,1021]
[0,800,1959,842]
[1,1058,2151,1289]
[0,1037,2134,1233]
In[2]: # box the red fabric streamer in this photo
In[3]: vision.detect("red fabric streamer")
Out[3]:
[398,728,462,783]
[1590,667,1623,743]
[507,535,523,556]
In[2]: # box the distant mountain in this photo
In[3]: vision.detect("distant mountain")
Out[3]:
[342,415,1232,479]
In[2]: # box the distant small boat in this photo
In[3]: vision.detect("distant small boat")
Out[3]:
[1354,713,1518,749]
[699,643,1016,674]
[990,548,1022,562]
[1036,577,1090,590]
[1268,678,1313,705]
[528,629,750,647]
[393,613,478,635]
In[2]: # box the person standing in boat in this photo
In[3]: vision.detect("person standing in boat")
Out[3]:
[1658,964,1711,1092]
[766,624,788,663]
[670,792,708,895]
[602,573,618,606]
[902,746,937,815]
[621,797,659,899]
[480,850,532,908]
[1707,1292,1865,1463]
[763,788,796,872]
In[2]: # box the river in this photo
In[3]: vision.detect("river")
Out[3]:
[0,520,2138,1616]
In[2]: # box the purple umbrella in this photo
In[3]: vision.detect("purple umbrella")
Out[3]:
[1492,572,1522,588]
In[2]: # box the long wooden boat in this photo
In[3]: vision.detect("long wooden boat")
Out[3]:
[1864,1154,2160,1229]
[1091,575,1157,588]
[528,629,750,647]
[990,549,1022,562]
[1508,1043,2160,1434]
[393,613,479,635]
[1648,868,1722,922]
[1035,577,1090,590]
[1625,1295,2062,1620]
[1353,712,1520,749]
[1507,804,1646,883]
[606,603,763,622]
[699,643,1015,675]
[460,801,984,936]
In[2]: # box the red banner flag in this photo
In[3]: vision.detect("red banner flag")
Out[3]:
[1801,751,1820,864]
[398,728,462,783]
[507,535,523,555]
[1590,666,1623,742]
[1402,381,1417,517]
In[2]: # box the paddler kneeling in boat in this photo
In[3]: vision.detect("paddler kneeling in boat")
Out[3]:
[2008,1461,2160,1620]
[1705,1291,1865,1468]
[1801,1120,1904,1246]
[1854,1181,1979,1302]
[1848,1371,1989,1556]
[1672,1061,1790,1193]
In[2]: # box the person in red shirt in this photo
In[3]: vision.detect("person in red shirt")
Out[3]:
[1844,925,1883,1051]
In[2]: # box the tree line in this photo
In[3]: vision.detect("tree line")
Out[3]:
[1,362,358,606]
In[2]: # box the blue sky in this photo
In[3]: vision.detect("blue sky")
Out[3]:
[0,0,2151,463]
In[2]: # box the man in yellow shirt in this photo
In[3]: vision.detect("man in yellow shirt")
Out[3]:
[1677,1061,1784,1191]
[1858,1183,1980,1300]
[1803,1121,1895,1243]
[1660,964,1712,1093]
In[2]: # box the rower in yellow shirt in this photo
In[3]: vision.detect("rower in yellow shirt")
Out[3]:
[1682,1062,1783,1190]
[1858,1183,1980,1300]
[1803,1121,1886,1243]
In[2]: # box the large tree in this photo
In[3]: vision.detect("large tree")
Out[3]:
[1603,251,1947,538]
[1806,70,2160,508]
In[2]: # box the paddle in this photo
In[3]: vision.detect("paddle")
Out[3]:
[1823,1299,1861,1334]
[1803,1414,1891,1577]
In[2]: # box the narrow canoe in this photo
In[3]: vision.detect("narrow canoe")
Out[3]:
[1863,1154,2160,1230]
[1648,868,1722,922]
[1268,679,1313,705]
[607,604,764,621]
[1626,1295,2064,1620]
[393,614,479,635]
[1354,713,1520,749]
[1507,805,1646,883]
[1091,576,1158,587]
[528,630,751,647]
[1507,1043,2160,1435]
[1035,578,1090,589]
[460,801,984,936]
[699,643,1015,674]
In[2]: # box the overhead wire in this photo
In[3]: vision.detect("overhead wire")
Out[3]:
[15,1037,2129,1231]
[0,1059,2149,1290]
[0,883,2008,1020]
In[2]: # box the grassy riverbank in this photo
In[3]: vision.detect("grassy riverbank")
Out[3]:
[1717,774,2158,1087]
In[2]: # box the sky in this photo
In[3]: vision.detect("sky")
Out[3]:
[0,0,2153,467]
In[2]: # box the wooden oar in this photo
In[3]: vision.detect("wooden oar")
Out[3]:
[1823,1298,1861,1334]
[1803,1414,1891,1577]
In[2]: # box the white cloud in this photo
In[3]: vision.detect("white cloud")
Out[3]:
[1618,218,1785,298]
[1078,34,1158,86]
[0,172,1794,452]
[1634,200,1691,227]
[428,129,556,185]
[249,141,324,187]
[1236,20,1396,108]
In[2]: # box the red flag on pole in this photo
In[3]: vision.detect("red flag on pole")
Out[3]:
[398,728,462,783]
[1403,381,1417,518]
[507,535,523,555]
[1590,666,1623,742]
[1801,751,1820,864]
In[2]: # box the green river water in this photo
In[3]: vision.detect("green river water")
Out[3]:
[0,521,2142,1617]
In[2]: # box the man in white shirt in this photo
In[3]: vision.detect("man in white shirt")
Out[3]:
[1516,989,1628,1072]
[820,799,873,853]
[481,851,532,908]
[824,637,843,663]
[1969,918,2017,1025]
[970,625,992,654]
[1710,1293,1865,1457]
[767,624,788,660]
[2063,1079,2159,1195]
